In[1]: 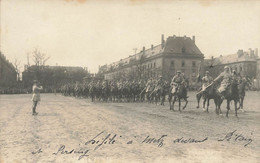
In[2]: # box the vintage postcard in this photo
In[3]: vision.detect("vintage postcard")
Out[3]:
[0,0,259,162]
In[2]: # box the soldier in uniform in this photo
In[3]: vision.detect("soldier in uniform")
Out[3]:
[31,80,43,115]
[201,71,213,92]
[213,66,232,99]
[171,71,185,95]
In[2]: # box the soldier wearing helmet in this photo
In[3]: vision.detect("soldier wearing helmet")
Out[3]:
[171,70,185,95]
[201,71,213,92]
[213,66,232,99]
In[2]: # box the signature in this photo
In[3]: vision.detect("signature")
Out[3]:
[218,130,253,147]
[53,145,89,160]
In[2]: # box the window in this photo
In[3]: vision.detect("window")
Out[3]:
[148,64,150,69]
[240,67,243,71]
[182,47,186,53]
[182,61,185,67]
[171,61,174,67]
[154,62,156,68]
[192,61,196,67]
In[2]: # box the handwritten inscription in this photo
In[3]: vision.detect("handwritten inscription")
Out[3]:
[142,135,167,147]
[173,137,208,143]
[84,131,118,150]
[53,145,89,160]
[31,130,254,161]
[218,130,253,147]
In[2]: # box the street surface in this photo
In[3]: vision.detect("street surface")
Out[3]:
[0,92,259,163]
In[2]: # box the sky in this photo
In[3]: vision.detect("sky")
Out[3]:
[1,0,260,73]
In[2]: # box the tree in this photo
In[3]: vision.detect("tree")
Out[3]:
[14,58,21,81]
[32,48,50,67]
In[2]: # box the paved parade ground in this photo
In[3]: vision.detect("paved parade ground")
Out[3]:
[0,92,259,163]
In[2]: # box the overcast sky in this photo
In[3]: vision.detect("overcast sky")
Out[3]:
[1,0,260,73]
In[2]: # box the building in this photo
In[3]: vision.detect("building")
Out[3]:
[0,52,17,87]
[204,48,258,79]
[98,34,204,87]
[255,58,260,90]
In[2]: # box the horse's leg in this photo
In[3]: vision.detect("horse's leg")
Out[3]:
[235,100,238,117]
[241,96,244,111]
[226,100,230,118]
[169,94,172,110]
[214,98,218,114]
[203,98,206,111]
[207,99,210,113]
[172,96,177,111]
[196,93,201,108]
[178,98,181,112]
[183,98,188,110]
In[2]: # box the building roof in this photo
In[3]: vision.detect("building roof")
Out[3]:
[205,50,258,67]
[163,36,203,56]
[102,35,203,72]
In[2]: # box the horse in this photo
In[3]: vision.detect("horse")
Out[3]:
[168,82,188,111]
[216,78,240,117]
[196,84,222,114]
[238,77,251,111]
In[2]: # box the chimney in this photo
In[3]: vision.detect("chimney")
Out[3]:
[192,36,195,43]
[151,44,154,50]
[143,46,145,54]
[161,34,165,48]
[183,35,186,39]
[255,48,258,57]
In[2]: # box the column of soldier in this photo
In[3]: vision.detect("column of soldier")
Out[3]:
[60,75,172,105]
[61,67,250,113]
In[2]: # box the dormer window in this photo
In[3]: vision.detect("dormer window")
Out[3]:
[182,47,186,53]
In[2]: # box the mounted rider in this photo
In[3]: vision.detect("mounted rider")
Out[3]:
[171,70,185,95]
[201,71,213,92]
[213,65,232,99]
[145,78,153,93]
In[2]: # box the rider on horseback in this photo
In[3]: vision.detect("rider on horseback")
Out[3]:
[171,71,185,95]
[213,66,232,100]
[201,71,213,92]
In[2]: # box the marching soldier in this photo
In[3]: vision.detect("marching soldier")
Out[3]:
[31,80,43,115]
[213,66,232,99]
[171,71,184,95]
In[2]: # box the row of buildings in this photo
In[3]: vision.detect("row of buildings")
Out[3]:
[98,34,260,89]
[0,52,17,88]
[99,35,204,88]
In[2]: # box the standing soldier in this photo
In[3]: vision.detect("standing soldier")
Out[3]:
[31,80,43,115]
[213,66,232,99]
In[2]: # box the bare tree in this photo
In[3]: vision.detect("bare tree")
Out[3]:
[14,58,21,81]
[32,48,50,67]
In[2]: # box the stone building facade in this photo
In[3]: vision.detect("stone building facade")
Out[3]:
[204,48,258,79]
[0,52,17,87]
[99,34,204,87]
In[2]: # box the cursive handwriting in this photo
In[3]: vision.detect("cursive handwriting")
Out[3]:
[173,137,208,144]
[32,148,43,154]
[85,131,117,150]
[142,135,167,147]
[52,145,89,160]
[218,130,253,147]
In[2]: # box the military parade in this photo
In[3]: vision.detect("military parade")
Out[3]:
[59,67,252,117]
[1,1,260,162]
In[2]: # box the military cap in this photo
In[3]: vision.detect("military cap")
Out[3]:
[224,66,229,69]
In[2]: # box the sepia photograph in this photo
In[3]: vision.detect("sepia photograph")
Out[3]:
[0,0,259,162]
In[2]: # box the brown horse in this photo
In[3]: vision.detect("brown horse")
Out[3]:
[196,84,222,114]
[169,82,188,111]
[217,79,240,117]
[238,77,251,111]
